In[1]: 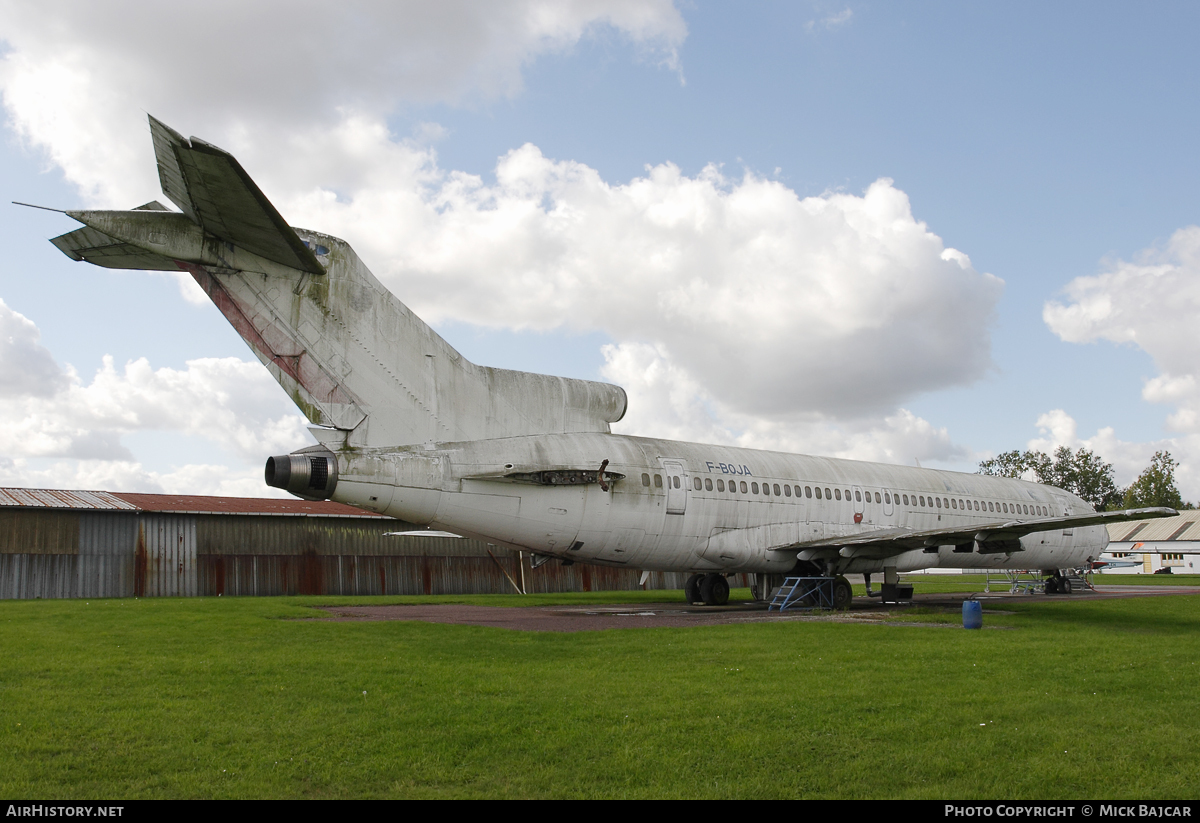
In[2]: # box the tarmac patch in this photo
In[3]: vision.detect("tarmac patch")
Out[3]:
[318,602,963,632]
[314,585,1199,633]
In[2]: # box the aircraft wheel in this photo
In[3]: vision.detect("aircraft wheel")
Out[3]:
[1061,578,1072,595]
[684,573,703,604]
[832,575,853,610]
[700,574,729,606]
[1045,578,1059,595]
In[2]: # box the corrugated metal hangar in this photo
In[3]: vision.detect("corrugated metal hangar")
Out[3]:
[0,487,690,599]
[1104,510,1200,574]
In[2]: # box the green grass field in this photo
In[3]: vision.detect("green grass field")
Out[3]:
[2,587,1199,799]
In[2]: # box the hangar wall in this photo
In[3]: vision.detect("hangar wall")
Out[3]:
[0,489,696,599]
[1103,510,1200,575]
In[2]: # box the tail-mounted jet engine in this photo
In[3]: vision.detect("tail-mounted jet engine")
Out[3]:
[265,448,339,500]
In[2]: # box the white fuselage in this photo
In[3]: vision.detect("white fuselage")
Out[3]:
[330,432,1104,576]
[44,118,1143,587]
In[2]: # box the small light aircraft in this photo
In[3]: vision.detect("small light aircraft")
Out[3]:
[32,117,1175,607]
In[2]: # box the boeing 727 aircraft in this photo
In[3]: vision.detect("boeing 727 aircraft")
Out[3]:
[37,116,1175,607]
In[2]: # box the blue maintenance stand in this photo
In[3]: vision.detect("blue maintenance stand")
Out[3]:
[768,576,836,611]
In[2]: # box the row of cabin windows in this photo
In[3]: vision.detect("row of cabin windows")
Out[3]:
[639,472,1050,517]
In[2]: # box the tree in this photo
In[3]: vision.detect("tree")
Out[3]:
[1123,451,1186,510]
[978,450,1039,479]
[1043,447,1123,511]
[979,447,1121,511]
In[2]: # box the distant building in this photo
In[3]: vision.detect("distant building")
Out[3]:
[0,488,689,599]
[1102,511,1200,574]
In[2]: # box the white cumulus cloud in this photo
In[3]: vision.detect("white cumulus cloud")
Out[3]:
[0,300,310,493]
[0,297,66,398]
[1,1,997,474]
[291,137,1003,419]
[0,0,687,206]
[1041,227,1200,499]
[601,340,966,466]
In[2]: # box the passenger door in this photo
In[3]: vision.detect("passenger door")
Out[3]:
[849,487,868,518]
[852,485,865,523]
[662,460,687,515]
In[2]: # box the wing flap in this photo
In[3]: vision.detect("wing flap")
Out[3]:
[148,115,324,274]
[795,506,1179,554]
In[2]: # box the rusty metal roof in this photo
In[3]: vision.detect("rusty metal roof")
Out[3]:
[0,487,138,510]
[1108,510,1200,542]
[109,492,387,518]
[0,487,386,518]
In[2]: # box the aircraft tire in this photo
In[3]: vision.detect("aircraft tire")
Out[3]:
[684,574,704,604]
[1061,578,1072,594]
[700,574,729,606]
[832,576,853,610]
[1045,578,1059,595]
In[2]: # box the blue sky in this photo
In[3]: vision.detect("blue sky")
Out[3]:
[2,1,1198,498]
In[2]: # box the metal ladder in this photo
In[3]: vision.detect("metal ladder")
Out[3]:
[1064,570,1093,592]
[768,576,835,611]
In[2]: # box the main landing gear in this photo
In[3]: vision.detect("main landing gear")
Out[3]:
[831,575,853,610]
[685,573,730,606]
[1043,570,1072,595]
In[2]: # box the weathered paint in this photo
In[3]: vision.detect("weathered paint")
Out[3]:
[0,488,135,510]
[53,205,628,448]
[138,515,198,597]
[78,513,137,598]
[327,432,1125,577]
[0,509,80,553]
[0,503,703,599]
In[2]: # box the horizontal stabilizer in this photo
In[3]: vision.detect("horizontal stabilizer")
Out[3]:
[50,223,181,271]
[149,115,324,274]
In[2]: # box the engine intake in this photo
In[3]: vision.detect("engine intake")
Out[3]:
[265,449,339,500]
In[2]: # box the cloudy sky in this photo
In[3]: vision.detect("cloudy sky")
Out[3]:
[2,1,1199,499]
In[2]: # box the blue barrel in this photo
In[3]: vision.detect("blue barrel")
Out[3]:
[962,599,983,629]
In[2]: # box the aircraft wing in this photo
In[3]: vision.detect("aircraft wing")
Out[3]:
[792,506,1178,557]
[148,115,324,274]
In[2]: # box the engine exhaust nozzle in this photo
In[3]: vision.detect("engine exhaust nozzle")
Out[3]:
[265,449,338,500]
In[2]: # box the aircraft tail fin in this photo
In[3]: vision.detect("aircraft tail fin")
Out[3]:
[176,228,627,448]
[47,115,628,450]
[148,115,324,274]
